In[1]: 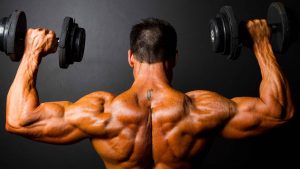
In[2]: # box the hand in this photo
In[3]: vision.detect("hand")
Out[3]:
[246,19,271,44]
[24,28,58,57]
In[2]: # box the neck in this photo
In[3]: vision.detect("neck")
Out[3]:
[131,62,172,91]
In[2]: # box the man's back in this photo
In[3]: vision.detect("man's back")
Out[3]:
[91,84,228,169]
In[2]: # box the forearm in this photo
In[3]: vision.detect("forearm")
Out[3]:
[6,51,41,128]
[254,38,294,119]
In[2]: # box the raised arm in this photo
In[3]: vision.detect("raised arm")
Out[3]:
[219,19,294,139]
[5,28,115,144]
[187,20,294,139]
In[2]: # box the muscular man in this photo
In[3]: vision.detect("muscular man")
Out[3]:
[5,18,294,169]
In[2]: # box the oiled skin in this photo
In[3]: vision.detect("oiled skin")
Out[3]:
[5,20,294,169]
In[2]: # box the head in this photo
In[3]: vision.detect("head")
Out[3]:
[128,18,178,82]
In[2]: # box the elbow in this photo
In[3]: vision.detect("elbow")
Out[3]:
[283,105,295,122]
[281,100,295,122]
[268,102,295,124]
[5,122,16,134]
[5,121,28,136]
[274,104,295,123]
[5,118,24,134]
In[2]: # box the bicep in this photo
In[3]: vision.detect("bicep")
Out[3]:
[221,97,285,139]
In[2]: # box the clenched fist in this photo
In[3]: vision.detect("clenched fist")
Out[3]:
[246,19,271,44]
[24,28,58,57]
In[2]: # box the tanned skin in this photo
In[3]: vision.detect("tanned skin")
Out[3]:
[5,20,294,169]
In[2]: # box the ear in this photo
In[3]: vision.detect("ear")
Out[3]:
[128,49,134,68]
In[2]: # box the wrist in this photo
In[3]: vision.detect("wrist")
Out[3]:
[253,38,271,54]
[23,50,42,64]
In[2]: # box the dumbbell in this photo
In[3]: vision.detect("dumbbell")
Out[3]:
[209,2,289,60]
[0,10,85,68]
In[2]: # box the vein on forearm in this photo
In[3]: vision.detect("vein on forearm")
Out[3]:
[254,39,287,115]
[7,52,41,126]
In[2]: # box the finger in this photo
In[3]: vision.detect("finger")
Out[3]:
[46,30,56,39]
[261,19,267,25]
[246,20,254,28]
[47,33,58,53]
[253,19,261,25]
[27,28,33,33]
[26,28,34,37]
[48,30,56,36]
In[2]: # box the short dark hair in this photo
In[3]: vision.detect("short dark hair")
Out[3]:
[130,18,177,63]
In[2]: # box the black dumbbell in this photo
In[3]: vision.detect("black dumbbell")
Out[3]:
[209,2,289,60]
[0,10,85,68]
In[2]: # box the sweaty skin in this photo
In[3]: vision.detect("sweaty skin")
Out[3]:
[5,20,294,169]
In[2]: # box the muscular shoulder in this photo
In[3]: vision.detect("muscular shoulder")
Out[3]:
[67,91,115,114]
[78,91,114,100]
[66,91,114,120]
[64,91,115,137]
[186,90,229,104]
[76,91,114,104]
[186,90,221,99]
[184,90,237,133]
[186,90,236,116]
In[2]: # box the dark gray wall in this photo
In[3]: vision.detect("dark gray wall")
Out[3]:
[0,0,299,169]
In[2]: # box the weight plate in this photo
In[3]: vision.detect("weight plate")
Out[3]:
[68,23,77,65]
[74,28,85,62]
[267,2,289,53]
[0,17,9,52]
[209,15,224,53]
[59,17,73,68]
[6,10,27,61]
[219,12,230,55]
[220,6,241,60]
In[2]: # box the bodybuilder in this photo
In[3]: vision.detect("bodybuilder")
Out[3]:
[5,18,294,169]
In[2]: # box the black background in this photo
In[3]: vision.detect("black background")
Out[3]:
[0,0,299,169]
